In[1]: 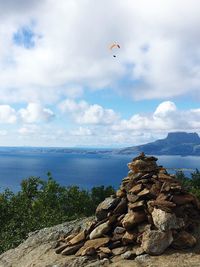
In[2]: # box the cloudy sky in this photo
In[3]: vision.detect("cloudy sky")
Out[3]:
[0,0,200,147]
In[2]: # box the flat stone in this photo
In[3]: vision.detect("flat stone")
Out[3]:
[137,188,150,197]
[122,211,146,230]
[65,233,77,242]
[69,230,86,245]
[128,200,144,210]
[61,242,84,255]
[122,231,138,244]
[89,221,110,239]
[129,184,143,194]
[81,246,96,256]
[141,229,173,255]
[95,196,120,221]
[127,193,139,203]
[113,198,127,215]
[99,247,111,254]
[55,243,69,254]
[152,208,185,231]
[112,246,128,255]
[116,189,126,198]
[108,240,121,249]
[76,237,110,256]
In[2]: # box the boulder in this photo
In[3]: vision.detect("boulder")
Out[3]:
[141,229,173,255]
[152,208,185,231]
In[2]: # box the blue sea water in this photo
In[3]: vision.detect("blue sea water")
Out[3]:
[0,151,199,192]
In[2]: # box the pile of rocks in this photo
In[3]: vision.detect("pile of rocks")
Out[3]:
[55,153,200,260]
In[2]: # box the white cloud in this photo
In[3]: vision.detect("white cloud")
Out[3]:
[112,101,200,133]
[18,124,39,135]
[19,102,54,123]
[0,0,200,103]
[0,105,17,123]
[59,99,119,125]
[69,127,93,136]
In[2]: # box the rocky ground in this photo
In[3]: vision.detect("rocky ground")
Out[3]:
[0,217,200,267]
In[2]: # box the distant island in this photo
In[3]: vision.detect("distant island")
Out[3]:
[0,132,200,156]
[117,132,200,156]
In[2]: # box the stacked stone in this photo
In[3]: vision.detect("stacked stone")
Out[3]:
[55,152,200,259]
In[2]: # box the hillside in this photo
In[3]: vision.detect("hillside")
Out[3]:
[118,132,200,156]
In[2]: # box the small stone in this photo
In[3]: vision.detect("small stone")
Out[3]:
[129,184,143,194]
[122,212,146,230]
[55,243,68,254]
[137,188,150,197]
[61,242,83,255]
[99,247,111,254]
[122,231,137,244]
[98,252,109,259]
[121,251,135,259]
[114,226,126,234]
[135,254,150,262]
[112,246,127,255]
[69,230,86,245]
[89,221,110,239]
[95,196,120,221]
[76,237,110,256]
[65,233,77,242]
[135,246,145,255]
[116,189,126,198]
[127,193,139,203]
[81,246,96,256]
[128,200,144,210]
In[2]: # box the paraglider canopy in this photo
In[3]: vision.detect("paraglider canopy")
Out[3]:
[109,43,120,57]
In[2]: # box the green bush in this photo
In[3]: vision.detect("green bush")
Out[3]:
[0,174,115,254]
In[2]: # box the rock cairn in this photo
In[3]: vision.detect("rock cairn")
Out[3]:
[55,153,200,260]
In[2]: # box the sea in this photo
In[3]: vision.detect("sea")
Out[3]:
[0,148,200,192]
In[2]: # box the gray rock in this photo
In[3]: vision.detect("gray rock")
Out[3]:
[121,251,134,259]
[141,229,173,255]
[152,208,185,231]
[0,217,94,267]
[95,196,120,221]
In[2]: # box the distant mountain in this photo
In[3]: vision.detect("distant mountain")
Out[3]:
[117,132,200,156]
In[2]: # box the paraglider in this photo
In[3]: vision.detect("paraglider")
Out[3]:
[109,43,120,57]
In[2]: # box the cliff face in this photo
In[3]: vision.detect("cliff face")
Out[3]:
[118,132,200,156]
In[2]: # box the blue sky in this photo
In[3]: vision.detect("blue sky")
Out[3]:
[0,0,199,147]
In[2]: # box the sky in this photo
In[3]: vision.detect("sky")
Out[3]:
[0,0,200,147]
